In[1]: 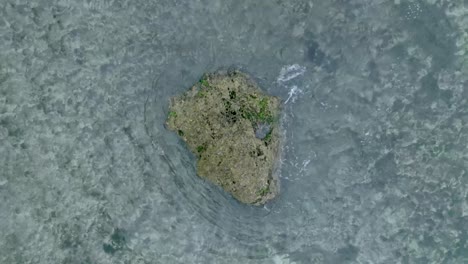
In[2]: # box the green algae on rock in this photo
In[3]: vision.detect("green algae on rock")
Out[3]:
[165,70,282,205]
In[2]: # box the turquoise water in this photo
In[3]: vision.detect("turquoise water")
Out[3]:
[1,1,468,263]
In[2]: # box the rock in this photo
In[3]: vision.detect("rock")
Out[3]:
[165,70,282,205]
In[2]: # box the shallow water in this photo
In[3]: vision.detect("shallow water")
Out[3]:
[1,0,468,263]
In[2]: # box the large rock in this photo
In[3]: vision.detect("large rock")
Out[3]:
[165,70,281,205]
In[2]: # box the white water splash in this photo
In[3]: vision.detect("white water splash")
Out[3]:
[272,254,299,264]
[277,64,306,83]
[284,85,304,104]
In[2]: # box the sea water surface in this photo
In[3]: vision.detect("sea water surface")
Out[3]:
[1,1,468,263]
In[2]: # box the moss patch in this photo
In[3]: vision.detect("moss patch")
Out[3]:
[258,186,270,196]
[168,111,177,118]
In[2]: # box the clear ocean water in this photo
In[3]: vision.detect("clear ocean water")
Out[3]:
[1,1,468,263]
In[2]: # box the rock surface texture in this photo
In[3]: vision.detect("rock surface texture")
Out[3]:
[166,71,281,205]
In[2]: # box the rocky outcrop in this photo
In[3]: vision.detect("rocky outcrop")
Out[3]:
[166,70,282,205]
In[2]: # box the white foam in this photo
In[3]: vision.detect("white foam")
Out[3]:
[277,64,306,83]
[284,85,304,104]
